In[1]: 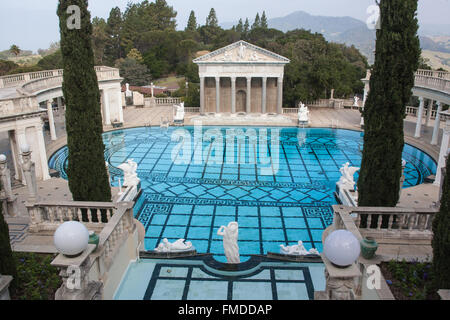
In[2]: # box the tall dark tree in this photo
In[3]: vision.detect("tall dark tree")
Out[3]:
[261,11,268,29]
[252,13,261,30]
[357,0,420,208]
[105,7,123,64]
[236,18,244,33]
[57,0,111,204]
[206,8,218,28]
[243,18,250,35]
[0,199,17,291]
[186,10,197,32]
[432,157,450,289]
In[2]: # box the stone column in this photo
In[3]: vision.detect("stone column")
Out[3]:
[8,131,20,181]
[414,97,425,138]
[246,77,251,114]
[117,89,124,123]
[16,129,28,185]
[431,101,443,145]
[262,77,267,114]
[277,77,283,114]
[57,97,63,115]
[34,124,50,181]
[46,100,57,141]
[434,119,450,186]
[215,77,220,113]
[20,145,38,201]
[425,100,434,127]
[102,90,111,125]
[200,77,205,114]
[231,77,236,114]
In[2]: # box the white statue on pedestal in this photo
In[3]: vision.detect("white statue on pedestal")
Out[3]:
[118,159,140,187]
[337,162,360,189]
[154,238,193,252]
[280,241,320,256]
[217,222,240,264]
[298,102,310,123]
[125,83,132,97]
[238,43,246,60]
[353,96,360,107]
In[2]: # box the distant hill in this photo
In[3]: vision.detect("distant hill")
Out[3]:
[222,10,450,66]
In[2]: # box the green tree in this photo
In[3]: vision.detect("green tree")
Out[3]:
[261,11,268,29]
[0,199,17,292]
[252,13,261,30]
[206,8,218,28]
[236,19,244,34]
[116,57,152,86]
[186,10,197,32]
[57,0,112,204]
[357,0,420,209]
[105,7,123,65]
[243,18,250,35]
[92,17,109,65]
[9,45,21,57]
[0,60,19,76]
[432,156,450,289]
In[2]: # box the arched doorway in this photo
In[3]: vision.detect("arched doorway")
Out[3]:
[236,90,246,113]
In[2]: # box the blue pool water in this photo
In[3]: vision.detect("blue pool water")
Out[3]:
[49,126,437,262]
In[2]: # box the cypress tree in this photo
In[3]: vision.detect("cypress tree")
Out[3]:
[236,18,244,34]
[243,18,250,34]
[252,13,261,30]
[206,8,218,28]
[186,10,197,32]
[357,0,420,210]
[57,0,112,205]
[432,156,450,289]
[0,200,17,291]
[261,11,268,29]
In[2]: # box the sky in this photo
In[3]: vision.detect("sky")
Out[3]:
[0,0,449,52]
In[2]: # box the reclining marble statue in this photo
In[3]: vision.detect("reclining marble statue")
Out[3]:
[217,222,240,264]
[118,159,140,187]
[280,241,320,256]
[154,238,193,252]
[298,102,310,124]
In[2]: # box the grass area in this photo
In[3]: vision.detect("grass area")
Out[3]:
[10,252,61,300]
[7,54,42,66]
[380,260,440,300]
[422,50,450,71]
[154,75,185,87]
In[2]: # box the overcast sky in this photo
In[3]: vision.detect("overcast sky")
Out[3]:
[0,0,449,52]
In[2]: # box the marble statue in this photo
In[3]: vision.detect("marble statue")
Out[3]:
[222,51,232,61]
[280,241,320,256]
[118,159,140,187]
[353,96,360,107]
[154,238,193,252]
[298,102,310,123]
[337,162,360,189]
[217,222,240,264]
[238,43,246,60]
[174,102,185,123]
[125,83,132,97]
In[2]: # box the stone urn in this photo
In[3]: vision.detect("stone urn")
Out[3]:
[360,237,378,259]
[88,231,100,251]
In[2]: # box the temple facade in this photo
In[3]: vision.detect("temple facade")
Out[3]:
[193,41,290,114]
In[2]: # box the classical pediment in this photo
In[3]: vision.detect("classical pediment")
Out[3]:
[193,41,290,64]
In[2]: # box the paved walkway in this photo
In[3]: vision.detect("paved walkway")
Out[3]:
[2,106,443,259]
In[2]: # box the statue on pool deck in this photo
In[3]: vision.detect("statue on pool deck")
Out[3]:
[154,238,193,252]
[353,96,360,107]
[280,241,320,256]
[298,102,310,123]
[118,159,140,187]
[337,162,360,190]
[217,222,240,264]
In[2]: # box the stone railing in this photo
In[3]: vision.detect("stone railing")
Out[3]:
[0,66,120,90]
[185,107,200,113]
[144,97,182,107]
[26,201,117,234]
[51,201,137,300]
[333,205,437,242]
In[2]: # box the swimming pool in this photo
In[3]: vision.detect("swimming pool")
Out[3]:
[49,126,437,262]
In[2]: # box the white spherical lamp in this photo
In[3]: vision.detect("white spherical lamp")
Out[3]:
[323,230,360,267]
[0,154,6,162]
[54,221,90,257]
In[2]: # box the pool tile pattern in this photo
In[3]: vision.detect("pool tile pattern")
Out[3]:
[49,127,437,262]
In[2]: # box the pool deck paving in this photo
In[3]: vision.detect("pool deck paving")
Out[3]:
[3,107,441,262]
